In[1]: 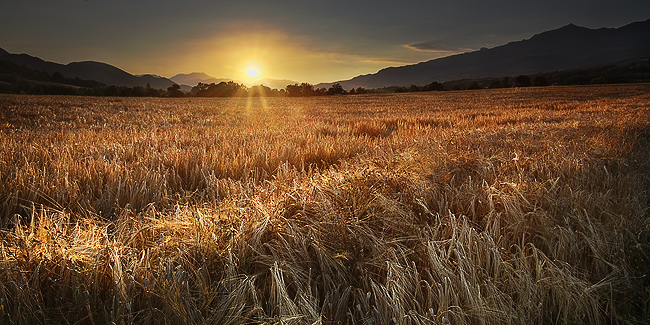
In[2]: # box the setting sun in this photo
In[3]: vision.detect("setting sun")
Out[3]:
[246,67,260,78]
[243,62,262,80]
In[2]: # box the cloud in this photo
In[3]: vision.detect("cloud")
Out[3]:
[404,41,472,53]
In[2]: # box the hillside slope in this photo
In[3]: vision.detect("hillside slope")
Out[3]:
[328,19,650,89]
[0,49,175,89]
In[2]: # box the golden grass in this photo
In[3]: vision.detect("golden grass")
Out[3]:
[1,84,650,324]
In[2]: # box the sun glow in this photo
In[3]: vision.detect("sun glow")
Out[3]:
[246,67,260,78]
[243,62,262,80]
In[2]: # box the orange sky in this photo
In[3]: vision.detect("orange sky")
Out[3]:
[128,26,436,84]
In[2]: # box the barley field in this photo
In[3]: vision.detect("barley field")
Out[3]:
[1,84,649,324]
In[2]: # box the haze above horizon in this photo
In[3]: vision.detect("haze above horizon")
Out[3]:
[1,0,649,84]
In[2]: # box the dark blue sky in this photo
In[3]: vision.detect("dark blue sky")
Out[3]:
[1,0,648,83]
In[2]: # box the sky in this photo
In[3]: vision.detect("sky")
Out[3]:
[1,0,649,84]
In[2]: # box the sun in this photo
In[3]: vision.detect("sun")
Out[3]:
[246,67,260,78]
[243,62,262,80]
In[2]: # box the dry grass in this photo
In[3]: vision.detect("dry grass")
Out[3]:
[1,84,650,324]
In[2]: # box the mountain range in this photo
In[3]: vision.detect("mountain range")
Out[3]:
[0,47,297,91]
[169,72,297,90]
[169,72,233,87]
[2,18,650,91]
[319,18,650,89]
[0,50,176,89]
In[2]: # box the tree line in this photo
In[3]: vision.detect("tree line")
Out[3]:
[0,66,367,98]
[0,60,369,97]
[2,58,648,97]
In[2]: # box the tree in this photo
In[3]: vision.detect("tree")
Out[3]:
[248,84,271,97]
[467,81,480,90]
[191,82,211,96]
[146,83,161,97]
[326,83,346,95]
[132,86,146,97]
[167,83,184,97]
[191,81,247,97]
[488,80,502,89]
[300,83,317,96]
[286,83,302,97]
[104,85,120,96]
[423,82,443,91]
[501,77,510,88]
[531,75,548,87]
[514,75,531,87]
[408,84,420,92]
[286,83,319,96]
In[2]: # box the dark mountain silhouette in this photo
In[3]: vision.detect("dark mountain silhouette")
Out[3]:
[0,49,175,89]
[4,18,649,92]
[322,19,650,89]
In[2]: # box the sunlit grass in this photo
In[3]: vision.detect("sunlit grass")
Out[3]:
[1,84,649,323]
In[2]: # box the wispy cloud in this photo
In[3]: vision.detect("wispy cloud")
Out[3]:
[403,42,472,53]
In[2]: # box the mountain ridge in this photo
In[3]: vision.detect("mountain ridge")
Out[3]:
[3,18,650,92]
[0,49,176,89]
[320,19,650,89]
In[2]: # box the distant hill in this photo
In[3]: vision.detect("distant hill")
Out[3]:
[0,49,176,89]
[322,19,650,89]
[170,72,234,87]
[257,78,297,90]
[171,72,296,90]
